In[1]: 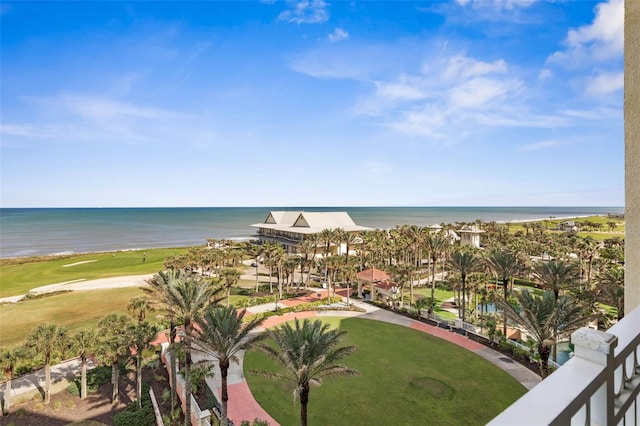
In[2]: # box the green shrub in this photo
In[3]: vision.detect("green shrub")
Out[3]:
[113,383,154,426]
[67,365,112,396]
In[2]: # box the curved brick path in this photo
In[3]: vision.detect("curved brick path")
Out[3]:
[224,299,540,425]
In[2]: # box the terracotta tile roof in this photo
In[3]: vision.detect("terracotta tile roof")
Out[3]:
[356,267,391,282]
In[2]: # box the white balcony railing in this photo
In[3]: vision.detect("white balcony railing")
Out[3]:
[490,305,640,426]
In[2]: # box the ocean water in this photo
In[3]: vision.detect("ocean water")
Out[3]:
[0,206,623,258]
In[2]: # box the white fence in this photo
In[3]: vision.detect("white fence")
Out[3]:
[161,344,213,426]
[490,305,640,425]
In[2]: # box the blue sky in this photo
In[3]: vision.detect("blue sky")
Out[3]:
[0,0,623,207]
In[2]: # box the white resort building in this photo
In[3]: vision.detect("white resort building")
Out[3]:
[458,224,485,248]
[250,211,371,254]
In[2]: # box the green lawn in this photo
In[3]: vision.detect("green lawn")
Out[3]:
[244,317,526,426]
[0,287,152,347]
[0,247,189,298]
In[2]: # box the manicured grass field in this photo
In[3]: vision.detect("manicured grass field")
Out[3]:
[0,287,152,347]
[0,247,189,298]
[244,317,526,426]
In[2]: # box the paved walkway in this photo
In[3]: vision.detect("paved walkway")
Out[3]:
[220,297,541,426]
[2,284,540,425]
[0,357,96,403]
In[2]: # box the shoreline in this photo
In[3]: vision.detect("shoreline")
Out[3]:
[0,214,622,261]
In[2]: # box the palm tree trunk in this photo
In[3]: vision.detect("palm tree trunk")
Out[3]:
[170,324,178,411]
[255,258,260,293]
[111,360,119,405]
[300,385,310,426]
[81,357,87,400]
[221,361,229,426]
[184,334,192,426]
[502,279,509,337]
[461,276,466,322]
[44,360,51,404]
[137,354,143,409]
[409,276,414,305]
[539,345,551,378]
[4,378,12,415]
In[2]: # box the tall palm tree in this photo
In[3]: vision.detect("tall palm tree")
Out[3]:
[194,306,266,426]
[26,323,68,404]
[252,319,359,426]
[305,233,323,286]
[127,321,159,409]
[596,266,625,320]
[532,259,579,301]
[579,237,601,289]
[320,228,336,259]
[161,274,223,426]
[298,240,315,289]
[448,249,481,322]
[246,243,264,292]
[426,233,449,310]
[0,346,24,415]
[97,313,131,405]
[71,329,97,400]
[220,267,241,307]
[483,249,520,337]
[144,269,190,411]
[497,290,590,378]
[127,296,151,323]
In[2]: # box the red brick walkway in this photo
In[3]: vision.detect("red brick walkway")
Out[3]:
[228,304,493,426]
[409,321,485,351]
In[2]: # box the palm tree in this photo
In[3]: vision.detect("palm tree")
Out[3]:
[127,296,151,323]
[97,313,131,405]
[483,249,520,337]
[161,274,223,425]
[26,323,68,404]
[194,306,266,426]
[71,329,97,400]
[426,233,449,310]
[252,319,359,426]
[298,239,316,288]
[246,243,264,292]
[579,237,601,288]
[220,267,241,307]
[448,249,481,322]
[127,321,159,409]
[0,346,24,415]
[497,290,590,378]
[320,228,336,259]
[144,269,189,411]
[532,259,579,301]
[596,266,625,320]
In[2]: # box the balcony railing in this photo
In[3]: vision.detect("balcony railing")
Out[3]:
[489,305,640,426]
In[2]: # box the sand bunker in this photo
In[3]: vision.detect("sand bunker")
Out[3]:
[62,260,98,267]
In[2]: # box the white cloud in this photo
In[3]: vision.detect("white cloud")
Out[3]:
[444,55,507,80]
[458,0,535,11]
[376,83,425,101]
[537,69,552,80]
[547,0,623,66]
[442,0,536,23]
[1,92,197,146]
[448,77,520,110]
[34,93,176,121]
[585,71,624,96]
[328,28,349,43]
[279,0,329,24]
